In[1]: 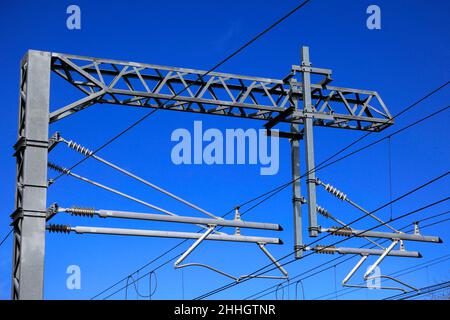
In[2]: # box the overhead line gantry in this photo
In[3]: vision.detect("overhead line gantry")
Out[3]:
[13,46,439,300]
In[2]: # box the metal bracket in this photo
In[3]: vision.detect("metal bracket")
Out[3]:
[173,226,288,282]
[341,241,419,292]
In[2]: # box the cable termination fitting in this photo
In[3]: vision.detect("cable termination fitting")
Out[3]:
[48,162,70,175]
[66,207,95,217]
[324,183,347,201]
[67,140,93,157]
[313,245,336,254]
[47,224,71,234]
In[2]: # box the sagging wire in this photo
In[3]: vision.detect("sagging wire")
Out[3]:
[295,279,305,300]
[275,283,285,300]
[124,271,157,300]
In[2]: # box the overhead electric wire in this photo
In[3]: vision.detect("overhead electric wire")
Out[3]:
[0,229,13,248]
[90,102,449,299]
[78,3,447,300]
[193,173,449,299]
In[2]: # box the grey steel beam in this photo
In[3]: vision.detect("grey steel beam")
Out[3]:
[58,207,283,231]
[320,227,442,243]
[301,46,318,237]
[11,50,51,300]
[47,225,283,245]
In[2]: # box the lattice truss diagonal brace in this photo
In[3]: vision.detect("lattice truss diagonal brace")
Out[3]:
[49,52,393,131]
[305,178,443,292]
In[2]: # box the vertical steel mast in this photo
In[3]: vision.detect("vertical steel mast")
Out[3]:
[11,51,51,300]
[301,46,318,237]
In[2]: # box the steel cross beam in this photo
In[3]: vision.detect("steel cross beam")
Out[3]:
[49,52,393,131]
[12,46,393,299]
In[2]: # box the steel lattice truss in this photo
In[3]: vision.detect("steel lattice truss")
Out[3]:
[50,53,393,131]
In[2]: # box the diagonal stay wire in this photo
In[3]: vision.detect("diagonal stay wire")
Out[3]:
[0,229,13,248]
[193,172,449,299]
[49,0,313,185]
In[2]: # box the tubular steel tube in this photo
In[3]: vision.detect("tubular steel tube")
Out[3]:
[69,226,283,245]
[345,198,399,233]
[175,226,215,267]
[61,208,283,231]
[342,255,368,285]
[364,240,398,278]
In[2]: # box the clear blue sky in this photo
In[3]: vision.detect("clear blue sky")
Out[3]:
[0,0,449,300]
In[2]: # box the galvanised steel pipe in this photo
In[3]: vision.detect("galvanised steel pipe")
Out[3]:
[334,247,421,258]
[48,224,283,245]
